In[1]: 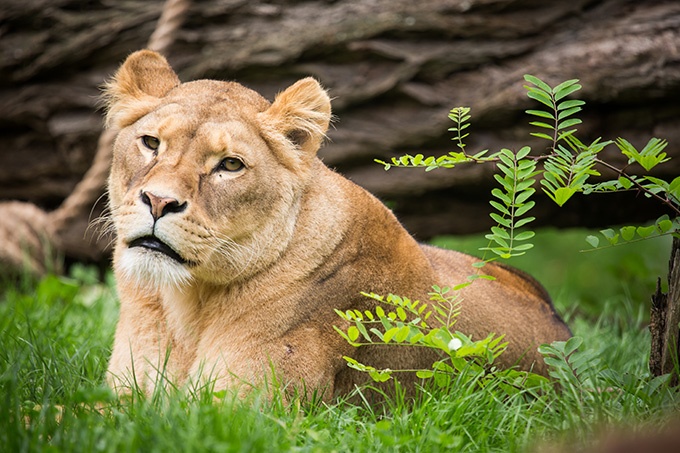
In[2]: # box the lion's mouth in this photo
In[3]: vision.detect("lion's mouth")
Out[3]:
[128,236,187,264]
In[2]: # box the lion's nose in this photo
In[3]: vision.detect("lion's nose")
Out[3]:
[141,191,187,220]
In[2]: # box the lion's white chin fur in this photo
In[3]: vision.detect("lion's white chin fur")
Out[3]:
[119,247,193,289]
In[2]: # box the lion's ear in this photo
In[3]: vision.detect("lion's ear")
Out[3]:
[103,50,180,129]
[264,77,332,155]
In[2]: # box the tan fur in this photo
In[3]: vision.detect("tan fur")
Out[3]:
[104,50,571,399]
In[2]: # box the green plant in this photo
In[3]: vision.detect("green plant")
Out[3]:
[336,74,679,392]
[521,74,679,249]
[376,74,679,254]
[333,286,550,400]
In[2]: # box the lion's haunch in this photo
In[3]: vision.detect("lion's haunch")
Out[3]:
[104,50,571,400]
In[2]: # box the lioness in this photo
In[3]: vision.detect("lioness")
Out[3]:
[104,50,570,399]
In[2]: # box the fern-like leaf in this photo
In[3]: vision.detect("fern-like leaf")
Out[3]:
[481,147,537,259]
[615,137,669,171]
[524,75,584,151]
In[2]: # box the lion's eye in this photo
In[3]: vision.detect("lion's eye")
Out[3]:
[141,135,160,151]
[218,157,245,172]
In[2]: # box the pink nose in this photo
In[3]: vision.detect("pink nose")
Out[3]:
[141,191,186,220]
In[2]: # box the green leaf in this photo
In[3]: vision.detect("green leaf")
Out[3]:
[515,179,536,192]
[334,309,348,320]
[669,176,680,202]
[531,132,554,141]
[375,305,385,318]
[491,226,510,239]
[396,306,407,322]
[563,336,583,356]
[552,187,577,206]
[542,171,561,188]
[526,109,555,120]
[515,201,536,217]
[515,188,535,204]
[514,231,536,241]
[637,225,656,238]
[524,74,553,93]
[585,235,599,248]
[618,176,633,190]
[409,332,425,344]
[491,188,512,205]
[557,107,582,120]
[489,200,510,216]
[553,81,582,101]
[518,159,538,171]
[644,176,669,189]
[514,216,536,228]
[486,234,509,248]
[369,328,384,341]
[516,146,532,160]
[347,326,360,342]
[530,121,555,130]
[552,79,579,93]
[616,137,669,171]
[499,150,515,166]
[600,228,620,245]
[526,90,555,109]
[529,132,553,141]
[369,370,392,382]
[557,99,585,110]
[383,327,399,343]
[490,212,511,227]
[657,219,673,234]
[395,325,411,343]
[620,226,636,241]
[356,321,371,341]
[556,129,578,142]
[416,370,434,379]
[557,118,582,130]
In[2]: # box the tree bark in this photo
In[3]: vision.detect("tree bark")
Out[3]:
[1,0,679,263]
[650,236,680,385]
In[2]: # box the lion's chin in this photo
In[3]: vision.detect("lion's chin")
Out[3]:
[119,247,193,289]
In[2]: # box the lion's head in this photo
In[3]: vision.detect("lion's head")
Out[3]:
[104,50,332,288]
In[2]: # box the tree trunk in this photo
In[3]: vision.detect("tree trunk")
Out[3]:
[1,0,679,263]
[650,236,680,385]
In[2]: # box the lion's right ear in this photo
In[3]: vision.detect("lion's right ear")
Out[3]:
[103,50,180,129]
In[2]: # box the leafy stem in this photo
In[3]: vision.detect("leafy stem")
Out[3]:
[449,107,470,152]
[524,75,583,153]
[594,157,680,216]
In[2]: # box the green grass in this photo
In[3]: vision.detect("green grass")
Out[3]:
[1,230,678,452]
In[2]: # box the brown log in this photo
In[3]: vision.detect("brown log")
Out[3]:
[1,0,679,263]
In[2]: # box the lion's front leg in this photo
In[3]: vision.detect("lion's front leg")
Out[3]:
[107,292,185,396]
[188,324,347,401]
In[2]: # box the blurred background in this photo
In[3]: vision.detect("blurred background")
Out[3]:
[0,0,677,309]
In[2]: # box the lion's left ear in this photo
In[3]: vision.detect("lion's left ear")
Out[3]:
[262,77,332,155]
